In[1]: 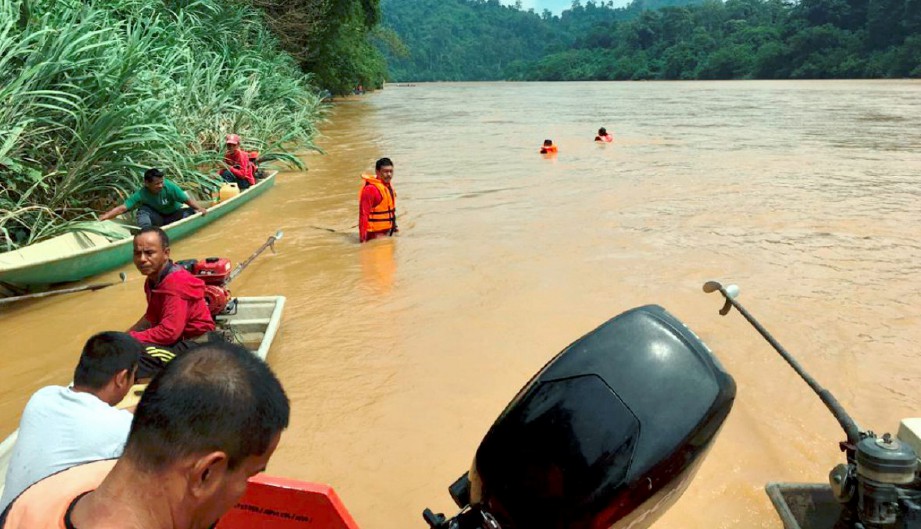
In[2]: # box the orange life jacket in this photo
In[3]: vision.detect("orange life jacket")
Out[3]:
[1,459,115,529]
[540,144,558,154]
[360,176,396,234]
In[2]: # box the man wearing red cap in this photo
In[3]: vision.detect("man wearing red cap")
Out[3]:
[219,134,255,190]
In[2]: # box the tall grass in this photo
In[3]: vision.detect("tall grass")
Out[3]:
[0,0,324,251]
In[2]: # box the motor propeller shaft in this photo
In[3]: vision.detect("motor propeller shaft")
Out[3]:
[702,280,862,448]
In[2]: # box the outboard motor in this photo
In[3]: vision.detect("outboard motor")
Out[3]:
[172,231,283,317]
[849,434,921,528]
[423,305,737,529]
[704,281,921,529]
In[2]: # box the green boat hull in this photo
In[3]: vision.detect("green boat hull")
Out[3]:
[0,173,276,287]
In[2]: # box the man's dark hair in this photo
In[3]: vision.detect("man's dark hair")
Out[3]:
[143,168,165,182]
[543,139,553,146]
[73,332,143,390]
[375,157,393,171]
[135,226,169,249]
[124,342,290,471]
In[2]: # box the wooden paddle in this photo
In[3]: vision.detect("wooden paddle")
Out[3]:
[0,272,128,306]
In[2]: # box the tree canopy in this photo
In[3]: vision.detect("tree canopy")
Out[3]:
[252,0,389,93]
[380,0,921,80]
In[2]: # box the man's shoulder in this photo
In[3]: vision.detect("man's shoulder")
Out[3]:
[1,460,116,528]
[23,387,121,425]
[157,266,204,293]
[17,386,66,429]
[166,265,196,281]
[123,187,147,207]
[162,179,184,192]
[24,386,68,408]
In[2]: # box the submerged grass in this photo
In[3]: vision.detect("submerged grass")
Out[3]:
[0,0,324,251]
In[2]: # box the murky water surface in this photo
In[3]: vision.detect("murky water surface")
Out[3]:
[2,80,921,529]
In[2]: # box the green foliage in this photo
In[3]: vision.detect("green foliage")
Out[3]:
[0,0,322,251]
[251,0,387,94]
[381,0,561,81]
[381,0,921,81]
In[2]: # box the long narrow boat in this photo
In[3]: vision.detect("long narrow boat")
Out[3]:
[0,171,277,288]
[0,296,286,502]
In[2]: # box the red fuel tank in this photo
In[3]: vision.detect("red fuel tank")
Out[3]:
[193,257,232,285]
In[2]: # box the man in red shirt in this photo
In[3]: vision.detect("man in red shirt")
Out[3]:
[219,134,255,190]
[129,227,215,378]
[359,157,398,243]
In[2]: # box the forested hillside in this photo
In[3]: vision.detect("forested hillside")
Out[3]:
[380,0,557,81]
[380,0,921,80]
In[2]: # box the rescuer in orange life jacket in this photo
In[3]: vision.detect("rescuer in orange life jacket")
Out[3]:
[540,139,558,154]
[358,158,398,243]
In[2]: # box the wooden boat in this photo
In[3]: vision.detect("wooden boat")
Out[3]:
[0,171,277,289]
[0,295,286,502]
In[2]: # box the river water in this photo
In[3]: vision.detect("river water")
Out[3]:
[2,80,921,529]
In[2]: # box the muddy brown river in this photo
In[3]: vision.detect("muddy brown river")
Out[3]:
[2,80,921,529]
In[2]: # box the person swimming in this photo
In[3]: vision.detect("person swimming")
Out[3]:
[595,127,613,143]
[540,139,558,154]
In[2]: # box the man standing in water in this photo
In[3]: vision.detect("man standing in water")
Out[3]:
[99,168,207,228]
[129,227,214,377]
[358,157,398,243]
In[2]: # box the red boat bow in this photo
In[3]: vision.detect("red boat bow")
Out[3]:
[218,474,360,529]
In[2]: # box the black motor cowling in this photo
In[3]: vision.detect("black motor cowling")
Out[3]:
[425,305,736,529]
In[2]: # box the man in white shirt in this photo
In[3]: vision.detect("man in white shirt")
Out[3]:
[0,332,142,511]
[1,341,290,529]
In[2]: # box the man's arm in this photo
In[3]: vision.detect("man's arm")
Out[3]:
[129,293,188,345]
[236,151,255,184]
[185,196,207,215]
[99,204,128,221]
[129,315,150,332]
[224,151,253,183]
[358,185,382,242]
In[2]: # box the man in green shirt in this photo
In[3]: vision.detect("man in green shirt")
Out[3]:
[99,168,207,228]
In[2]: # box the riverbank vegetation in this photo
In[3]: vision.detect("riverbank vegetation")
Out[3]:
[251,0,391,95]
[381,0,921,81]
[1,0,391,252]
[0,0,324,250]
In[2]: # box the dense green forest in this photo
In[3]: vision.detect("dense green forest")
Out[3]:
[0,0,386,250]
[252,0,389,94]
[380,0,921,80]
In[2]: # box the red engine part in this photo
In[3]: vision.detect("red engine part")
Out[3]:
[204,284,231,316]
[193,257,232,285]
